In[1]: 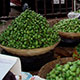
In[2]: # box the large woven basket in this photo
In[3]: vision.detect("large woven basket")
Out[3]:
[38,57,74,78]
[0,42,59,56]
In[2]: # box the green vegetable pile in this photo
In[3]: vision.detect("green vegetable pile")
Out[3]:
[53,18,80,33]
[47,60,80,80]
[0,9,59,49]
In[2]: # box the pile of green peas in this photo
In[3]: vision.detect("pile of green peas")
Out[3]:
[47,60,80,80]
[0,9,59,49]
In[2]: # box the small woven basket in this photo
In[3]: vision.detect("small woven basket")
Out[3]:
[38,57,74,78]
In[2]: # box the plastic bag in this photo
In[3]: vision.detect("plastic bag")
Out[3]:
[68,12,80,19]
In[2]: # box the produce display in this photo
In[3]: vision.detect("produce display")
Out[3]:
[52,18,80,33]
[47,60,80,80]
[0,9,59,49]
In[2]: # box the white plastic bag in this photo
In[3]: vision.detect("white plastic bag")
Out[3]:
[68,12,80,19]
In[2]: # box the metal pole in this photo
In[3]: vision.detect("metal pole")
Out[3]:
[74,0,76,11]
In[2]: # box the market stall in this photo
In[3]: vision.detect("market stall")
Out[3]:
[1,0,80,80]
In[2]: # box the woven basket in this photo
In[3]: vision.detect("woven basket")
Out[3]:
[38,57,74,78]
[59,32,80,39]
[0,42,59,56]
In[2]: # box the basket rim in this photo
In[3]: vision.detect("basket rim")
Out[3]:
[0,42,59,51]
[0,42,59,56]
[59,31,80,39]
[38,57,74,78]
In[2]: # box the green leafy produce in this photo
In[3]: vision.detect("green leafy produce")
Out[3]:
[53,18,80,33]
[52,18,80,41]
[46,60,80,80]
[0,9,59,49]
